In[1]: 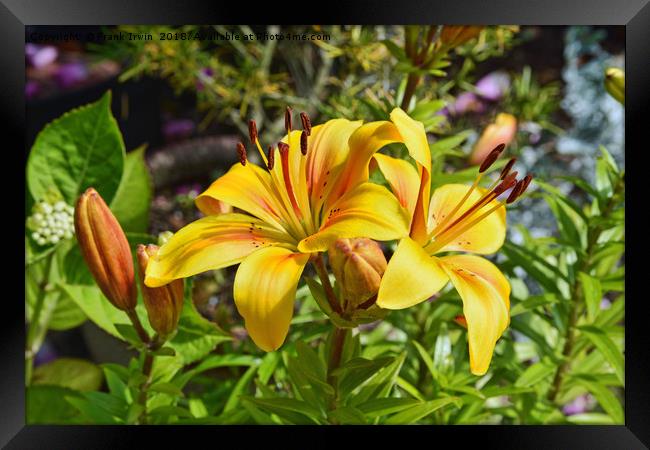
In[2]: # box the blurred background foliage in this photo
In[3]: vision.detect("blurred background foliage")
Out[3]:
[25,25,624,425]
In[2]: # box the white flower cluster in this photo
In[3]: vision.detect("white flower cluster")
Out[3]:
[28,200,75,246]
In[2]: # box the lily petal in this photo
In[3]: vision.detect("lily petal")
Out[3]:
[373,153,420,216]
[439,254,510,375]
[376,237,449,309]
[326,121,402,208]
[196,163,286,231]
[389,108,432,245]
[145,213,293,287]
[233,247,310,351]
[306,119,363,210]
[298,183,410,253]
[429,184,506,254]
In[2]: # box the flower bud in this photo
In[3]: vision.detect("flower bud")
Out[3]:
[440,26,483,47]
[604,67,624,105]
[328,238,387,308]
[74,188,137,311]
[469,113,517,165]
[136,244,184,337]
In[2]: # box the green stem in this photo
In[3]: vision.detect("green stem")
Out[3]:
[312,253,342,314]
[126,309,151,345]
[136,334,163,424]
[547,178,624,403]
[326,326,347,422]
[25,253,55,386]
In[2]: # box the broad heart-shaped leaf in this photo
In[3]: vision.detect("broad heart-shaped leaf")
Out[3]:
[27,91,125,205]
[32,358,103,392]
[26,385,85,424]
[110,145,153,233]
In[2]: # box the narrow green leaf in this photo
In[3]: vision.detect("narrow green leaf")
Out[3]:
[578,325,624,386]
[384,397,461,425]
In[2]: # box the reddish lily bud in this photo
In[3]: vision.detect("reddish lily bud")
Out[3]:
[136,244,184,337]
[328,238,387,308]
[74,188,137,311]
[469,113,517,166]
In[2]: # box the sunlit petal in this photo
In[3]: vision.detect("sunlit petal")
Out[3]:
[233,247,310,351]
[373,153,420,216]
[196,163,286,231]
[439,254,510,375]
[429,184,506,254]
[306,119,363,210]
[389,108,432,244]
[144,213,293,288]
[297,183,410,253]
[376,237,449,309]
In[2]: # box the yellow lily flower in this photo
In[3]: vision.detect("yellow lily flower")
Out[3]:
[144,108,432,352]
[375,117,533,375]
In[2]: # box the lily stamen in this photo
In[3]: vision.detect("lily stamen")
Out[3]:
[300,112,312,135]
[430,144,505,237]
[278,142,302,217]
[285,106,293,133]
[267,145,275,170]
[300,131,308,155]
[236,142,247,166]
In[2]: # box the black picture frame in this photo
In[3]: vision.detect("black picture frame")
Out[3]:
[3,1,647,448]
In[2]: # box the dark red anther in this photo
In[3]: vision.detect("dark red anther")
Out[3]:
[300,112,312,136]
[248,119,258,144]
[494,171,518,195]
[300,131,308,155]
[499,157,517,180]
[521,174,533,194]
[479,145,504,173]
[278,141,290,155]
[236,142,247,166]
[506,180,524,204]
[267,145,275,170]
[284,107,293,133]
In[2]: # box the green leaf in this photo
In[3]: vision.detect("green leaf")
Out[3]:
[357,397,422,418]
[149,382,185,397]
[67,391,128,424]
[110,145,152,233]
[241,397,322,424]
[502,242,568,296]
[578,272,603,321]
[328,406,367,425]
[167,298,232,366]
[351,352,407,405]
[175,354,257,389]
[429,130,471,155]
[384,397,461,424]
[223,364,259,413]
[510,294,558,317]
[32,358,103,392]
[574,378,623,424]
[515,359,556,387]
[26,385,84,424]
[412,340,442,385]
[566,413,616,425]
[578,325,624,386]
[27,91,125,205]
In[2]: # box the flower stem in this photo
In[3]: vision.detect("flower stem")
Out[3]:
[136,334,163,424]
[126,309,151,345]
[25,252,55,386]
[326,326,347,422]
[547,177,624,403]
[312,253,342,314]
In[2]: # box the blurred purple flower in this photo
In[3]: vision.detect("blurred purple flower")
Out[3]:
[451,92,485,116]
[55,62,89,88]
[25,80,40,100]
[33,340,57,367]
[176,182,203,197]
[475,71,510,101]
[600,298,612,310]
[162,119,195,141]
[26,44,59,69]
[563,394,591,416]
[196,67,214,91]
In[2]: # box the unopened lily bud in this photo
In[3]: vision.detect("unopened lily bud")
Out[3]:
[136,244,184,337]
[440,26,483,47]
[469,113,517,165]
[328,238,387,308]
[604,67,624,105]
[74,188,137,311]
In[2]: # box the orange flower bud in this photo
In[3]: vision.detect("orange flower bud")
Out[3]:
[74,188,137,311]
[328,238,387,308]
[469,113,517,166]
[136,244,184,337]
[440,26,484,47]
